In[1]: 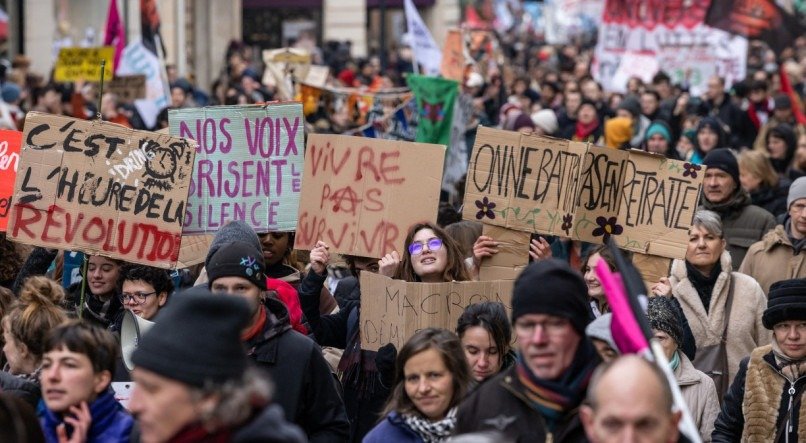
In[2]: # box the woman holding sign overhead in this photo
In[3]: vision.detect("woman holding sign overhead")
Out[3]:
[299,222,470,442]
[382,222,471,283]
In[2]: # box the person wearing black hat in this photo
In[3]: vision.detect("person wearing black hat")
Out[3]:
[700,148,776,266]
[129,288,306,443]
[713,278,806,442]
[455,260,600,441]
[206,241,350,442]
[648,297,719,441]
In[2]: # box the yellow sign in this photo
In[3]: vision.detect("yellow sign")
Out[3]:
[53,46,115,82]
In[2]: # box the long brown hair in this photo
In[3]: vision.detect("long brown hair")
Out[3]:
[395,222,470,282]
[381,328,471,418]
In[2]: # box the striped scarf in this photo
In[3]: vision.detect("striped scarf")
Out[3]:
[514,340,599,428]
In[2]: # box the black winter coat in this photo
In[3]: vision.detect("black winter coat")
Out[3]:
[750,179,791,219]
[713,346,806,442]
[299,270,392,443]
[245,296,350,443]
[455,366,588,442]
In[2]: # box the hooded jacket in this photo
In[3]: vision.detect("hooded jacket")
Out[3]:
[245,296,350,443]
[693,117,728,160]
[40,388,133,443]
[739,224,806,295]
[669,251,770,384]
[700,189,777,266]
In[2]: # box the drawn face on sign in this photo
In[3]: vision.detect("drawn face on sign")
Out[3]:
[409,228,449,283]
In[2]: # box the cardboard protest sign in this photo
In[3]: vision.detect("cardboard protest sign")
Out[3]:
[464,127,704,259]
[296,134,445,258]
[176,235,213,268]
[304,66,330,88]
[262,48,312,100]
[633,252,672,289]
[478,224,529,281]
[106,75,147,103]
[463,127,587,237]
[169,103,304,234]
[592,0,747,96]
[54,47,116,82]
[8,112,197,269]
[360,272,513,351]
[440,29,465,82]
[0,130,21,231]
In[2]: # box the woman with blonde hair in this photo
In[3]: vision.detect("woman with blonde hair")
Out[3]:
[738,149,790,217]
[0,277,67,407]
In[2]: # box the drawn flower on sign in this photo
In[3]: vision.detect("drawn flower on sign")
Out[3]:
[475,197,496,220]
[683,163,702,178]
[561,213,573,235]
[592,216,623,243]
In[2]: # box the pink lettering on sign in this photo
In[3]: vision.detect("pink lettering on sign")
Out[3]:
[296,134,444,258]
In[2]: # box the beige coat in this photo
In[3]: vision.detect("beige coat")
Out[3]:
[676,352,720,442]
[739,224,806,295]
[669,251,770,384]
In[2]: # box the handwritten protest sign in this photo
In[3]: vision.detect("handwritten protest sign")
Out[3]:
[296,134,445,258]
[106,75,147,103]
[53,47,115,82]
[8,112,197,268]
[440,29,465,82]
[592,0,747,95]
[169,103,304,234]
[463,127,587,237]
[360,272,513,351]
[463,127,704,259]
[0,130,21,231]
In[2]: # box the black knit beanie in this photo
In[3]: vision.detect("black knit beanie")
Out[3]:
[702,148,739,187]
[207,241,267,290]
[647,296,684,347]
[131,287,252,387]
[763,278,806,329]
[512,259,591,334]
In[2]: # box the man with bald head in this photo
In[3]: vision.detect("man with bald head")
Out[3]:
[581,355,682,443]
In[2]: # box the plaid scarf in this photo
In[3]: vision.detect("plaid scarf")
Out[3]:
[514,340,599,428]
[401,407,457,443]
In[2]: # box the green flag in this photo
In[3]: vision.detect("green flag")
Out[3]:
[407,75,459,146]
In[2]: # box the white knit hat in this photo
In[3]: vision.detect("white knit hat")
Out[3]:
[531,109,559,135]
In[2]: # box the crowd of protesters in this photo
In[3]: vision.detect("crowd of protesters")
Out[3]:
[0,7,805,442]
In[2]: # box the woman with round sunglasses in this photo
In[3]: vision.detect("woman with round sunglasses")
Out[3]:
[380,222,470,283]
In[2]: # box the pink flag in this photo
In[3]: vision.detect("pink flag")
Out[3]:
[104,0,125,73]
[595,259,650,355]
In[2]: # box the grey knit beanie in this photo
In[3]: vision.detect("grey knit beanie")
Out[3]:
[204,221,263,268]
[788,177,806,210]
